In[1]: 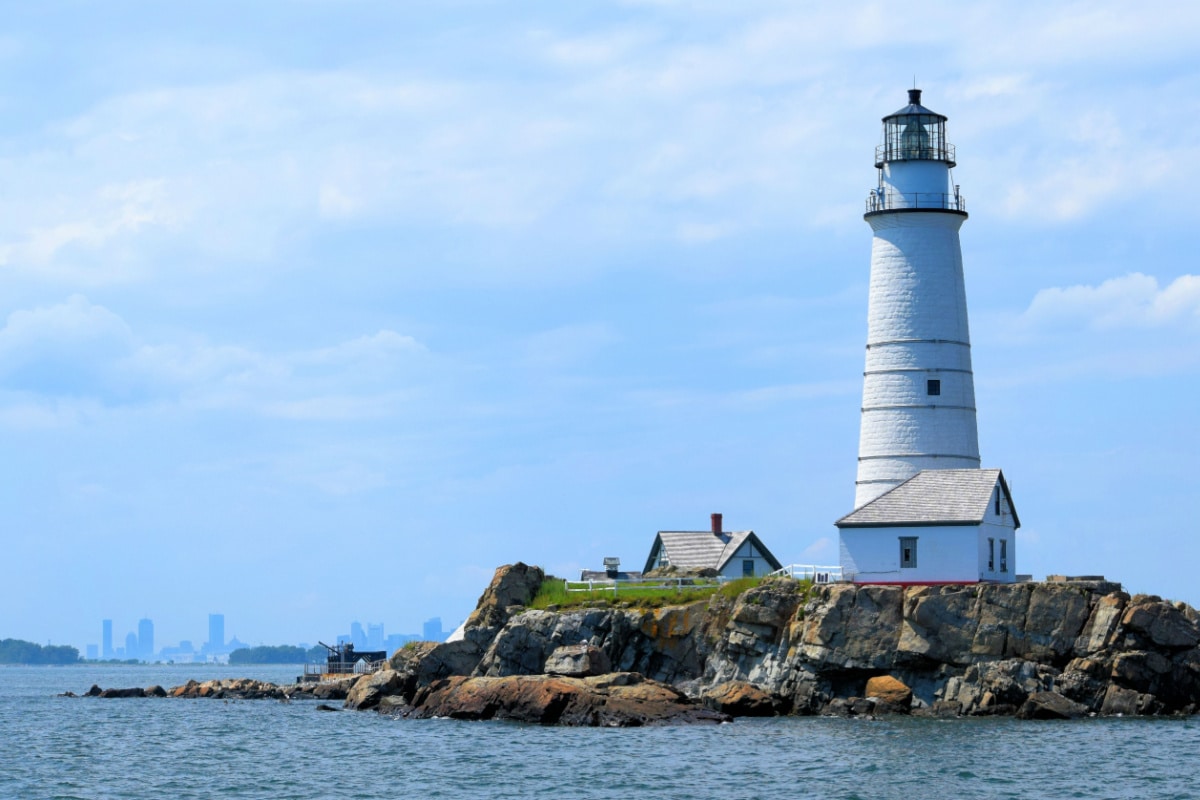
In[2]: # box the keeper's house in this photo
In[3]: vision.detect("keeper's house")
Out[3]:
[835,469,1019,585]
[643,513,782,579]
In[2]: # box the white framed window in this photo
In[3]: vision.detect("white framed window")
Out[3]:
[1000,539,1008,573]
[988,537,994,572]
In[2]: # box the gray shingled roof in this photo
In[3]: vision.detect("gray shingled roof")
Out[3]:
[643,530,782,573]
[836,469,1019,528]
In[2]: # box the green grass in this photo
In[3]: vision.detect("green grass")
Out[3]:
[527,575,797,611]
[717,576,763,600]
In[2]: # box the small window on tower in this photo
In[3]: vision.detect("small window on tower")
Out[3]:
[927,379,941,396]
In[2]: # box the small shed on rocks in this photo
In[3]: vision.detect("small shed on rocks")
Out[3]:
[643,513,782,579]
[836,468,1019,584]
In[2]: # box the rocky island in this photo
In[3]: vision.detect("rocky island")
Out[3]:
[82,563,1200,724]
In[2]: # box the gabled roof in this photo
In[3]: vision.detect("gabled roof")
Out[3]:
[836,469,1020,529]
[642,530,783,574]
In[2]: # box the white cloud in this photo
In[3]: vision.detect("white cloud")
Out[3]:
[0,1,1194,296]
[1023,273,1200,330]
[0,295,431,423]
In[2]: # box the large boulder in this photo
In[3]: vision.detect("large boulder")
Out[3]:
[1122,601,1200,649]
[544,644,611,677]
[344,670,409,710]
[463,562,545,633]
[399,673,727,726]
[1015,691,1088,720]
[702,681,782,717]
[310,678,357,700]
[864,675,912,712]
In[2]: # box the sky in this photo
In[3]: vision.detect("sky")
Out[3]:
[2,1,1199,653]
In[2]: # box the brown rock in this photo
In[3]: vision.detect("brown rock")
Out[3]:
[1122,602,1200,649]
[864,675,912,712]
[344,669,409,710]
[464,562,545,631]
[311,678,356,700]
[703,681,782,717]
[401,673,727,726]
[1015,691,1088,720]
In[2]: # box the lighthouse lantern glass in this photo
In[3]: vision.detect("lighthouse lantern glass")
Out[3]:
[885,112,947,162]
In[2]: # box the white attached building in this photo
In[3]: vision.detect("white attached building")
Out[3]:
[643,513,782,579]
[836,469,1019,584]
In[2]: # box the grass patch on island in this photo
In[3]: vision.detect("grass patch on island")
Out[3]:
[529,575,782,611]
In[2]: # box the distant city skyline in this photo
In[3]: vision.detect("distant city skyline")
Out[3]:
[83,613,453,661]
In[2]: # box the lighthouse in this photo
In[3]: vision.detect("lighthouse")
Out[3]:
[854,88,978,508]
[836,90,1019,585]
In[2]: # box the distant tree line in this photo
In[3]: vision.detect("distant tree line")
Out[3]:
[0,638,81,664]
[228,645,327,664]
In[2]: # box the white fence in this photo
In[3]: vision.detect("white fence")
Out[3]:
[563,576,728,595]
[768,564,844,583]
[565,565,844,597]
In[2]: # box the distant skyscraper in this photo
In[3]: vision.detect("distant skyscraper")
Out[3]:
[138,618,154,660]
[350,621,366,650]
[125,632,139,660]
[102,619,113,659]
[208,614,225,654]
[423,617,444,642]
[367,623,385,651]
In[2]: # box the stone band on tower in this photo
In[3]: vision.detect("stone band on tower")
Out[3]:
[854,89,980,508]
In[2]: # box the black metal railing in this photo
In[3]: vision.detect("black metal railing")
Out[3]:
[865,191,966,214]
[875,142,956,167]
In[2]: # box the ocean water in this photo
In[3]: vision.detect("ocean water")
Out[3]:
[2,665,1199,800]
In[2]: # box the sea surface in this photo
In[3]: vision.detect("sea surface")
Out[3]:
[2,664,1198,800]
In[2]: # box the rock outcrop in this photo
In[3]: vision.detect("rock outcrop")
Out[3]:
[374,565,1200,720]
[70,565,1200,724]
[395,672,727,726]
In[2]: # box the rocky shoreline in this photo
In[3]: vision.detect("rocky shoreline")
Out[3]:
[76,563,1200,724]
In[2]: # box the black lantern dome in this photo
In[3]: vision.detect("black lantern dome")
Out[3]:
[875,89,956,168]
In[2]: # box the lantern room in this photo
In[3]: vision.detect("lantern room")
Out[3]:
[875,88,956,168]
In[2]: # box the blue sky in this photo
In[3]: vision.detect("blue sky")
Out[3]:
[3,1,1199,652]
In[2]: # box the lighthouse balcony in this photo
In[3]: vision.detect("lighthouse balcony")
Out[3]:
[865,190,967,216]
[875,142,956,169]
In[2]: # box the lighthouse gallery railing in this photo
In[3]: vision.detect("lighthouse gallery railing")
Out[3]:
[865,190,966,214]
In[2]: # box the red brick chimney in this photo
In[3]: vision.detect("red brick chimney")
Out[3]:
[711,513,722,535]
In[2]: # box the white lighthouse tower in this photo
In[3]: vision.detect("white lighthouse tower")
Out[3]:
[836,89,1019,586]
[854,88,979,508]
